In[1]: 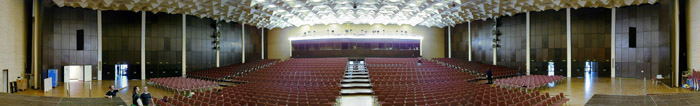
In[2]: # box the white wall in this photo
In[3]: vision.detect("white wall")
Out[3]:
[0,0,27,92]
[267,24,445,60]
[689,0,700,71]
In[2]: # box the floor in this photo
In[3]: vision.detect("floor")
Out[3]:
[584,93,700,106]
[14,80,177,105]
[11,76,695,106]
[538,76,694,106]
[0,93,127,106]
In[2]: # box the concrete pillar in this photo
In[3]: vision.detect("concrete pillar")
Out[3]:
[140,11,146,80]
[242,24,246,63]
[526,12,531,75]
[262,28,265,59]
[611,8,616,78]
[448,26,451,58]
[182,14,187,77]
[566,8,572,78]
[468,22,472,61]
[97,10,102,80]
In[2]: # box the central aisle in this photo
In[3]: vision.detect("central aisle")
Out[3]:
[339,60,377,106]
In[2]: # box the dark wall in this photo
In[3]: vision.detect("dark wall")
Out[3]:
[102,11,142,80]
[496,14,527,69]
[449,23,470,60]
[244,25,263,62]
[185,16,216,71]
[470,19,494,64]
[530,10,567,76]
[571,8,612,77]
[40,6,263,81]
[145,13,182,78]
[219,22,243,66]
[40,7,98,82]
[615,3,672,80]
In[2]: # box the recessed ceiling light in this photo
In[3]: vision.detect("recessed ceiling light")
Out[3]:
[435,3,444,6]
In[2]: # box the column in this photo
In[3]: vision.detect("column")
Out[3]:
[140,11,146,80]
[262,28,265,59]
[448,26,451,58]
[97,10,102,80]
[242,24,246,63]
[526,12,531,75]
[31,0,40,89]
[493,19,497,65]
[566,8,572,78]
[611,8,616,78]
[673,0,680,87]
[182,14,187,77]
[468,22,472,61]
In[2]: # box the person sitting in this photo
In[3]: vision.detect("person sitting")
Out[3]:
[105,85,126,98]
[140,86,153,106]
[417,59,422,66]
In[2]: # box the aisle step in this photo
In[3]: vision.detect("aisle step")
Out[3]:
[341,83,372,88]
[340,89,374,95]
[342,79,370,83]
[345,72,368,75]
[344,75,369,79]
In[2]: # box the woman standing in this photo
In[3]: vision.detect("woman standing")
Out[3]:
[132,86,143,106]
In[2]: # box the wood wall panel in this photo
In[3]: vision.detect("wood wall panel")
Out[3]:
[530,10,567,76]
[102,11,142,79]
[185,16,217,71]
[470,19,494,64]
[496,14,526,69]
[571,8,612,77]
[145,13,182,78]
[40,7,99,82]
[615,2,673,80]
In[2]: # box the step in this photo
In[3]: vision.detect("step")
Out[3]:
[343,75,369,79]
[345,72,369,75]
[345,70,368,73]
[341,83,372,88]
[340,89,374,95]
[342,79,371,83]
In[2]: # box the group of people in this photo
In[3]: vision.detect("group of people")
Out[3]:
[105,85,154,106]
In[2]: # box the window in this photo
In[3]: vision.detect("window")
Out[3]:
[629,27,636,48]
[77,29,84,50]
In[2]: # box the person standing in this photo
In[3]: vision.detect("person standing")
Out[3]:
[486,68,493,84]
[132,86,143,106]
[140,86,153,106]
[105,85,126,98]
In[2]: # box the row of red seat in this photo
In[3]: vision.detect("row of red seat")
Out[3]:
[187,59,279,80]
[494,75,564,89]
[159,58,347,106]
[148,77,218,93]
[367,58,568,106]
[434,58,519,78]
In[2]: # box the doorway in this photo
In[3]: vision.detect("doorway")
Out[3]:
[115,64,129,88]
[585,62,598,77]
[548,62,555,76]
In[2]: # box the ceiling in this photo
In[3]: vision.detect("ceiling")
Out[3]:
[52,0,657,29]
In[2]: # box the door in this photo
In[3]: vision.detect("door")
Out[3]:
[2,69,7,93]
[84,65,92,82]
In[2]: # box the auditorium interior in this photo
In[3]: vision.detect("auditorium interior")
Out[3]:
[1,0,700,106]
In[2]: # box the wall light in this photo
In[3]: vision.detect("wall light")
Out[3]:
[289,35,423,41]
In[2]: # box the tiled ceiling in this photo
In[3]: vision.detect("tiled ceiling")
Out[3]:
[52,0,657,29]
